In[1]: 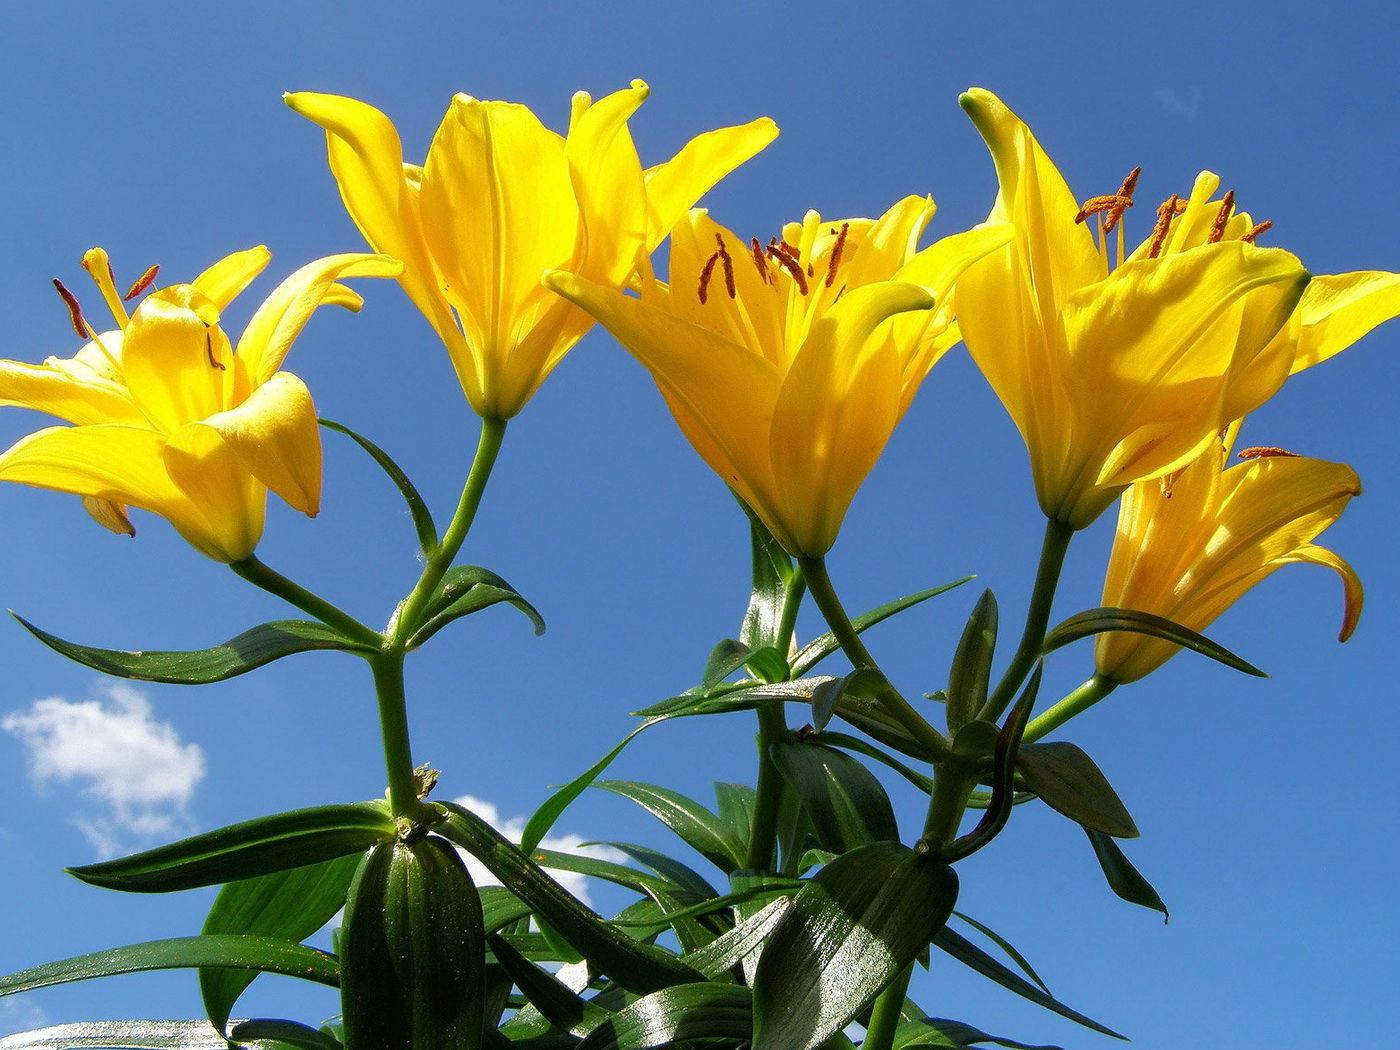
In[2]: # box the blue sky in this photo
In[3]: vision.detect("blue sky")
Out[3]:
[0,2,1397,1047]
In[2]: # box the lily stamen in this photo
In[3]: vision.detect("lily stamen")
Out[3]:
[750,237,770,284]
[1206,190,1236,245]
[1147,194,1187,259]
[123,264,160,301]
[1240,220,1274,244]
[52,279,89,338]
[825,222,850,289]
[697,234,736,305]
[1075,166,1141,234]
[1237,445,1300,459]
[204,328,225,371]
[767,239,809,296]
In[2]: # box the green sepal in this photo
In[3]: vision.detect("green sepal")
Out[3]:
[576,983,754,1050]
[770,742,899,852]
[406,565,545,649]
[892,1015,1064,1050]
[594,781,745,873]
[320,417,438,555]
[946,589,999,733]
[200,853,362,1033]
[12,614,376,685]
[67,803,395,893]
[0,934,339,999]
[1042,607,1265,677]
[752,843,958,1050]
[340,836,486,1050]
[434,802,703,994]
[789,577,973,676]
[1017,743,1139,838]
[1084,828,1169,919]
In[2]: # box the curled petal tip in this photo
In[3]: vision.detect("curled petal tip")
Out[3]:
[630,78,651,97]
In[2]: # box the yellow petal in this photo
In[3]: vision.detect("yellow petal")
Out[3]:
[643,116,779,251]
[565,80,649,285]
[896,223,1015,298]
[839,196,937,289]
[1286,270,1400,374]
[162,423,266,561]
[194,246,272,310]
[0,358,142,425]
[1279,543,1363,641]
[120,287,229,432]
[82,496,135,537]
[236,252,402,385]
[193,371,322,517]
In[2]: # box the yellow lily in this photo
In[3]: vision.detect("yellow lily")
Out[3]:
[1095,424,1362,684]
[545,200,1011,557]
[0,247,400,561]
[955,88,1316,529]
[286,81,777,421]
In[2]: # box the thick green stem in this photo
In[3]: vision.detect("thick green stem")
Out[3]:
[229,556,382,649]
[390,415,507,646]
[370,651,430,822]
[799,557,952,763]
[921,765,976,847]
[1024,674,1118,743]
[745,572,805,871]
[863,963,913,1050]
[980,518,1073,722]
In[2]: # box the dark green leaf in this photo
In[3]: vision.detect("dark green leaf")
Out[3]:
[1017,743,1138,838]
[950,912,1050,996]
[407,565,545,649]
[813,733,933,794]
[1043,607,1264,677]
[481,886,533,934]
[0,1019,243,1048]
[686,897,793,980]
[13,615,375,685]
[0,935,339,998]
[577,983,753,1050]
[1084,828,1168,919]
[529,848,672,897]
[435,802,701,995]
[228,1018,344,1049]
[200,853,361,1033]
[320,417,437,555]
[590,842,719,898]
[736,492,796,651]
[594,782,744,872]
[946,590,998,733]
[488,933,610,1036]
[634,677,836,719]
[744,646,789,684]
[753,843,958,1050]
[809,669,886,733]
[893,1016,1064,1050]
[68,803,394,893]
[713,782,757,850]
[770,742,898,853]
[702,639,752,692]
[931,928,1122,1038]
[789,578,973,677]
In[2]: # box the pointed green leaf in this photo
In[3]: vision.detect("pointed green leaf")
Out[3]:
[407,565,545,649]
[736,492,796,650]
[227,1018,344,1049]
[946,590,998,733]
[893,1016,1064,1050]
[753,843,958,1050]
[488,933,610,1036]
[1043,607,1264,676]
[634,677,835,719]
[686,896,793,979]
[67,803,395,893]
[789,577,973,676]
[577,983,753,1050]
[200,853,361,1033]
[744,646,790,684]
[702,639,752,692]
[812,732,934,793]
[1084,828,1169,919]
[321,417,437,555]
[1018,743,1139,838]
[594,782,744,872]
[770,742,898,852]
[590,842,719,898]
[809,668,886,732]
[950,912,1051,996]
[12,615,375,685]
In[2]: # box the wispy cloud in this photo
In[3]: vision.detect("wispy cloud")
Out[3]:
[3,684,205,858]
[451,794,625,908]
[1154,86,1202,119]
[0,998,49,1037]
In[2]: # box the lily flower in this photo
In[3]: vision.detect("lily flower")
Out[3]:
[1095,424,1362,684]
[546,199,1010,557]
[955,88,1316,529]
[286,81,777,421]
[0,247,400,561]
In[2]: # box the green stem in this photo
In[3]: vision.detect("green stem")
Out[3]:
[370,651,430,822]
[745,571,805,871]
[229,556,382,649]
[1024,674,1117,743]
[798,557,952,763]
[921,765,976,847]
[863,963,913,1050]
[980,518,1074,722]
[390,415,507,646]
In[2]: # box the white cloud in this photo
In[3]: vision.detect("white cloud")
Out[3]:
[3,684,205,858]
[0,995,49,1036]
[451,794,625,908]
[1154,86,1202,118]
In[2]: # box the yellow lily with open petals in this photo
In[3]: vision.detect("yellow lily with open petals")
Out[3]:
[286,81,777,421]
[1095,427,1362,684]
[546,200,1010,557]
[955,88,1314,529]
[0,248,400,561]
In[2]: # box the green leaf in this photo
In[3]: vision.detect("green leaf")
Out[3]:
[893,1016,1064,1050]
[594,781,745,873]
[576,983,754,1050]
[634,677,835,719]
[770,742,899,852]
[1017,743,1139,838]
[789,577,973,677]
[590,842,719,898]
[686,897,793,980]
[950,912,1051,996]
[488,933,610,1036]
[227,1018,344,1049]
[736,492,796,650]
[0,1019,255,1048]
[744,646,790,684]
[812,732,933,793]
[0,935,339,999]
[407,565,545,649]
[67,803,395,893]
[946,589,998,733]
[200,853,361,1033]
[753,843,958,1050]
[435,802,702,995]
[13,615,375,685]
[713,782,757,853]
[809,669,886,733]
[340,837,486,1050]
[1084,828,1169,919]
[931,928,1122,1038]
[702,639,752,692]
[1042,607,1264,677]
[320,417,437,555]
